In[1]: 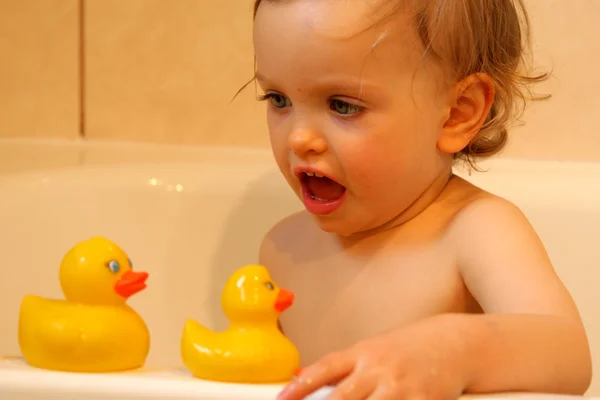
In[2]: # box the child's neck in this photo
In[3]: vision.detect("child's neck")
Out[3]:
[340,167,454,244]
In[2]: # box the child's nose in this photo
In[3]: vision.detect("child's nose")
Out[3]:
[287,127,328,157]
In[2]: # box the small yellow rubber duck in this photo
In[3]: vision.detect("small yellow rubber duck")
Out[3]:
[181,264,300,383]
[18,236,150,372]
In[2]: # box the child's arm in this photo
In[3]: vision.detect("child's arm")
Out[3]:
[277,197,591,400]
[449,313,590,394]
[455,196,592,394]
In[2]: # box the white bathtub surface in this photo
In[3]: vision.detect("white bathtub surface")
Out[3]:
[0,357,332,399]
[0,358,595,400]
[0,139,599,399]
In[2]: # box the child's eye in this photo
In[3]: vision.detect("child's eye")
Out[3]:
[329,99,362,116]
[261,93,291,109]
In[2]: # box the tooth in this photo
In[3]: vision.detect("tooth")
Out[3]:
[315,173,324,178]
[305,172,314,176]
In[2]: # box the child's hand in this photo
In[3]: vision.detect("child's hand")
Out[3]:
[277,315,470,400]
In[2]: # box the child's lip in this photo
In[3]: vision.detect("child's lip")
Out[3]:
[292,166,348,215]
[301,185,347,215]
[292,166,337,182]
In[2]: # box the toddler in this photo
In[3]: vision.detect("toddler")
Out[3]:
[249,0,592,399]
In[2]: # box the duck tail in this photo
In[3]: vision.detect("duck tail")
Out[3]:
[18,296,81,364]
[181,319,216,374]
[182,318,211,337]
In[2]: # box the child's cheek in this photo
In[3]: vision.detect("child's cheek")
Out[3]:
[342,142,408,192]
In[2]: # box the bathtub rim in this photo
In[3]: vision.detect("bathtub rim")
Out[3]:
[0,357,596,400]
[1,137,600,176]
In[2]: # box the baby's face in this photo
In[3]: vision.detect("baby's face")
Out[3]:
[254,0,454,235]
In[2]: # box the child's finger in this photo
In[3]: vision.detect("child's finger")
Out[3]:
[327,371,376,400]
[277,353,354,400]
[365,385,400,400]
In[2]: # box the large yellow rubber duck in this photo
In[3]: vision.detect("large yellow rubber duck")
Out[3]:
[18,236,150,372]
[181,264,300,383]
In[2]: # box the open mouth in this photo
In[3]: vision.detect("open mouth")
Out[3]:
[300,172,346,201]
[298,171,347,215]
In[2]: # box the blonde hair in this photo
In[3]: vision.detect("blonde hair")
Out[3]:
[251,0,549,167]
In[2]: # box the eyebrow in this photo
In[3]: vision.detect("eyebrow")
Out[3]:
[255,72,380,99]
[315,77,378,96]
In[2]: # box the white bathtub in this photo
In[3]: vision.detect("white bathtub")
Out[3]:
[0,139,598,400]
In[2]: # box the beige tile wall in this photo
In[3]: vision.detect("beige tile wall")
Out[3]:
[84,0,268,147]
[502,0,600,161]
[0,0,79,139]
[0,0,598,159]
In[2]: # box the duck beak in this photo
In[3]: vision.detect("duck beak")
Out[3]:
[274,289,295,312]
[114,270,149,298]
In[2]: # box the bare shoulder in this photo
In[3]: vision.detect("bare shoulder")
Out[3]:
[450,187,528,233]
[438,175,529,233]
[258,211,317,265]
[448,183,539,254]
[446,178,581,318]
[260,211,315,252]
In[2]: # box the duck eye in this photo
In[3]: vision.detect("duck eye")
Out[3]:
[265,282,275,290]
[107,260,120,274]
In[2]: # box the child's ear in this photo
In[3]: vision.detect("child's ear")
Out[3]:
[437,73,495,154]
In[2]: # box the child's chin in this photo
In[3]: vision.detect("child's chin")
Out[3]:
[310,214,358,237]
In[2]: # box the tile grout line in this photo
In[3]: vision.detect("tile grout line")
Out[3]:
[79,0,86,138]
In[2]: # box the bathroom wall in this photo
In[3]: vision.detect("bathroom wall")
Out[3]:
[0,0,79,139]
[84,0,267,147]
[0,0,598,160]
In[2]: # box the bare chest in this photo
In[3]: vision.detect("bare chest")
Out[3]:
[268,235,469,365]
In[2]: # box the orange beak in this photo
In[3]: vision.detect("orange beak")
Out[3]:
[114,270,149,298]
[274,289,295,312]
